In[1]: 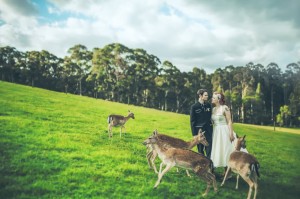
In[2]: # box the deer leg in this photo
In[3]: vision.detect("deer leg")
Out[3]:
[253,182,258,199]
[120,126,123,137]
[207,171,217,192]
[186,169,191,177]
[154,163,173,188]
[146,149,153,169]
[250,173,258,199]
[241,176,254,199]
[151,151,158,173]
[198,173,212,197]
[235,175,240,189]
[108,124,112,138]
[158,162,164,175]
[149,149,158,173]
[221,166,231,186]
[194,167,213,196]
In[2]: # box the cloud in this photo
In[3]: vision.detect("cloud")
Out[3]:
[1,0,38,16]
[0,0,299,73]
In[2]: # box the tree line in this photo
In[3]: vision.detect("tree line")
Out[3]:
[1,44,299,127]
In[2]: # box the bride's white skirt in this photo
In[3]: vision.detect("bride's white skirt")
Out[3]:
[210,124,248,167]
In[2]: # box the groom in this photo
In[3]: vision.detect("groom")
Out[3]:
[190,89,213,158]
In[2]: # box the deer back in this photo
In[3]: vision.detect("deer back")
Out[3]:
[157,134,188,148]
[170,148,213,168]
[108,115,126,125]
[230,151,259,164]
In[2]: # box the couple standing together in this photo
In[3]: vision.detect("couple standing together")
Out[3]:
[190,89,240,174]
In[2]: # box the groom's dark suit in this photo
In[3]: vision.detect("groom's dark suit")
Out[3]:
[190,101,213,158]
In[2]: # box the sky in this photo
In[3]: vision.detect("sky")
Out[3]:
[0,0,299,73]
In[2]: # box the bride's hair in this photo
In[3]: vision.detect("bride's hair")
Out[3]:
[213,92,225,105]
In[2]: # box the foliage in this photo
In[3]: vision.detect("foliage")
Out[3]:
[0,45,299,127]
[276,105,292,127]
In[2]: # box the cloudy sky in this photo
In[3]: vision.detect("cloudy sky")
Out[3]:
[0,0,299,73]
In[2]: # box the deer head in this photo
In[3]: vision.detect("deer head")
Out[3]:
[196,129,209,146]
[235,135,246,150]
[127,110,135,119]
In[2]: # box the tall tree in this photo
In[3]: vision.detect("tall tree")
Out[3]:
[0,46,23,82]
[67,44,92,95]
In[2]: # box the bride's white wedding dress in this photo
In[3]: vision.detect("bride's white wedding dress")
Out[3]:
[210,107,248,167]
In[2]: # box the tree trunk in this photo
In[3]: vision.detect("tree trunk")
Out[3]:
[241,104,245,123]
[164,90,168,111]
[79,78,82,96]
[65,84,68,94]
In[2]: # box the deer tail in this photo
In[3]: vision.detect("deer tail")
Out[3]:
[210,160,214,173]
[251,163,260,177]
[107,116,112,124]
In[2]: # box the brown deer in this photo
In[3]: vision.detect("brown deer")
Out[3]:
[107,111,135,138]
[145,129,208,176]
[143,130,217,197]
[221,135,260,199]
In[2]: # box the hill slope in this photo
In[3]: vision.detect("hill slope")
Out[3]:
[0,81,299,199]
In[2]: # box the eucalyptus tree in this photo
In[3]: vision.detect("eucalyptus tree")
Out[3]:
[88,43,133,101]
[230,66,255,123]
[0,46,23,82]
[210,68,223,92]
[285,62,300,126]
[38,50,64,90]
[62,56,81,94]
[190,67,210,103]
[265,62,283,124]
[25,51,44,87]
[222,65,235,115]
[66,44,92,96]
[88,47,108,99]
[89,45,115,100]
[276,105,292,127]
[176,71,194,113]
[129,48,160,106]
[157,60,180,111]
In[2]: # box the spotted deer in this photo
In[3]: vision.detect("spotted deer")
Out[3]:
[107,111,135,138]
[145,129,208,177]
[221,135,260,199]
[143,130,217,197]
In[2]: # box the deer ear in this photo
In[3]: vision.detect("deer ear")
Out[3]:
[202,131,206,135]
[243,135,246,139]
[153,129,158,136]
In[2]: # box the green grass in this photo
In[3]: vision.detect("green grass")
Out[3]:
[0,81,299,199]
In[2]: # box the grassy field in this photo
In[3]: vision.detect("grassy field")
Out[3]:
[0,81,299,199]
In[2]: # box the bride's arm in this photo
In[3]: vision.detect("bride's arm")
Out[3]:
[224,105,234,142]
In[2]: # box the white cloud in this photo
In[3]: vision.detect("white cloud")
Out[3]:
[0,0,299,73]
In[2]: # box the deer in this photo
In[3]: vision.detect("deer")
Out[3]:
[143,130,217,197]
[145,129,208,177]
[107,110,135,138]
[221,135,260,199]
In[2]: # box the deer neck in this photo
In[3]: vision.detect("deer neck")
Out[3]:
[186,137,198,149]
[153,140,168,154]
[124,116,130,121]
[235,142,242,151]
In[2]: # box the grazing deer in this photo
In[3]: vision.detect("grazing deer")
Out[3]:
[143,130,217,197]
[107,111,135,138]
[221,135,260,199]
[145,129,208,176]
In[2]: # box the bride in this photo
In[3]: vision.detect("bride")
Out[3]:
[210,92,247,177]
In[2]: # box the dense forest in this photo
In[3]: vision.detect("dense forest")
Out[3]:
[0,44,299,127]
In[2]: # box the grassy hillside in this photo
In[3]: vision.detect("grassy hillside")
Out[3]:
[0,81,299,199]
